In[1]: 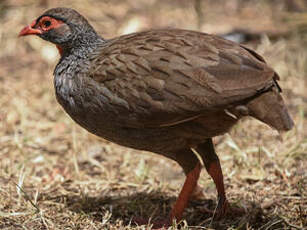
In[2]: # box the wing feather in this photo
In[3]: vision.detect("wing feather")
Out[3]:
[88,29,276,128]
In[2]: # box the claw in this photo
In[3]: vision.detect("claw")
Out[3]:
[212,196,229,220]
[199,196,229,219]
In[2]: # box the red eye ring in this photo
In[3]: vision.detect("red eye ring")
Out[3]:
[40,18,53,31]
[37,16,64,32]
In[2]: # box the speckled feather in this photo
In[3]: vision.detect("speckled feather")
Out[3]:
[20,8,295,222]
[86,29,277,128]
[32,8,293,154]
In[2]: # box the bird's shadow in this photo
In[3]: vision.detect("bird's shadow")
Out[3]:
[55,190,284,229]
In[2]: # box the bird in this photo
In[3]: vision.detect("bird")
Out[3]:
[19,7,294,227]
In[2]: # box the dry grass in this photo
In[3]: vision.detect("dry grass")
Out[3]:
[0,0,306,229]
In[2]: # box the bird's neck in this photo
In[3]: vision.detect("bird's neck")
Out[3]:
[57,31,105,58]
[53,33,105,107]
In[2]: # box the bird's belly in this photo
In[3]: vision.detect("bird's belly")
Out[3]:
[72,112,189,153]
[57,105,184,153]
[56,87,237,153]
[62,103,237,154]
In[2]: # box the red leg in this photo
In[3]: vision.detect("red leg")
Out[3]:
[195,139,229,219]
[134,149,202,229]
[207,160,229,219]
[170,162,202,220]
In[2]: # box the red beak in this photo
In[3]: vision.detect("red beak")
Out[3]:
[19,20,42,37]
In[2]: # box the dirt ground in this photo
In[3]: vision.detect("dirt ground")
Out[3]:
[0,0,306,229]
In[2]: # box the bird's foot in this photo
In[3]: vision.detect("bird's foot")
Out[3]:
[213,195,229,220]
[200,195,229,220]
[201,196,246,220]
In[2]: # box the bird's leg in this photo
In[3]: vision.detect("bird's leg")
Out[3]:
[167,148,202,222]
[133,148,201,229]
[195,138,229,219]
[170,162,202,220]
[205,158,228,219]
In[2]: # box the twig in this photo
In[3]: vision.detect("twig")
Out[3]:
[13,181,40,213]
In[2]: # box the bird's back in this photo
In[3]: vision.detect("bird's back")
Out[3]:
[85,29,293,132]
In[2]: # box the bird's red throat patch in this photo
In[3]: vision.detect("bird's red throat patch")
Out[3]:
[56,45,64,56]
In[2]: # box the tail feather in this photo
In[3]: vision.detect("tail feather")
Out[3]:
[246,87,294,131]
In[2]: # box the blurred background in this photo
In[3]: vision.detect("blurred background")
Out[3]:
[0,0,306,229]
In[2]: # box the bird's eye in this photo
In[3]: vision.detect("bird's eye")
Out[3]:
[43,20,51,28]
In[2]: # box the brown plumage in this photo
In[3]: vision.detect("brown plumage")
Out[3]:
[19,8,294,227]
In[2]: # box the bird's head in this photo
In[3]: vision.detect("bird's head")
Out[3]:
[19,7,99,55]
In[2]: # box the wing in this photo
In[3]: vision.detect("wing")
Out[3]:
[88,29,276,128]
